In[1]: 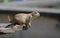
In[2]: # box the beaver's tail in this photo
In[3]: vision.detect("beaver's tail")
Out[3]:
[8,15,11,22]
[8,14,14,22]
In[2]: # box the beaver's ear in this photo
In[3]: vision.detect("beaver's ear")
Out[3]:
[32,10,38,13]
[34,10,39,13]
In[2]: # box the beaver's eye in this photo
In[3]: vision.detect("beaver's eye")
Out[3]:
[34,12,37,14]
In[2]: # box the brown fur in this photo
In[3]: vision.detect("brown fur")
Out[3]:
[7,10,40,30]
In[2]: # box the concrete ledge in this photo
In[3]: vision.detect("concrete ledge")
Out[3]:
[0,7,60,14]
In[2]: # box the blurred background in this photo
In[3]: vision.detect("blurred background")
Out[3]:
[0,0,60,8]
[0,0,60,38]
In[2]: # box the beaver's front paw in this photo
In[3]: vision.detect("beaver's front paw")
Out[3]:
[22,26,28,31]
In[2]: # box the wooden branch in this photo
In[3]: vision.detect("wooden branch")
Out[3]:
[0,25,23,34]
